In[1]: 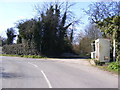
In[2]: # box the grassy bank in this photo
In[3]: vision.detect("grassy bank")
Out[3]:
[93,61,120,74]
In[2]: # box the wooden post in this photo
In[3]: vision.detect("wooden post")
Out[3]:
[113,39,116,62]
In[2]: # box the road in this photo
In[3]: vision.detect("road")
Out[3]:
[0,56,118,88]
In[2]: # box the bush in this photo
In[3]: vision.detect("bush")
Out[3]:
[116,55,120,62]
[2,44,40,55]
[107,62,120,72]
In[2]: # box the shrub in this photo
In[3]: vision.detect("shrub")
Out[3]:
[2,44,40,55]
[107,62,120,72]
[116,55,120,62]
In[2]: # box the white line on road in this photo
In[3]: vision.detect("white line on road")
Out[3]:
[28,62,52,88]
[28,62,38,67]
[41,70,52,88]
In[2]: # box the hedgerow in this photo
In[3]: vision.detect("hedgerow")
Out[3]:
[2,44,40,55]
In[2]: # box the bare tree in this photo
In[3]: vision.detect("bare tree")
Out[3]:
[84,24,102,40]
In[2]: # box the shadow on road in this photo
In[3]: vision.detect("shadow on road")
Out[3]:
[47,56,90,59]
[47,53,90,59]
[0,67,22,79]
[0,72,23,79]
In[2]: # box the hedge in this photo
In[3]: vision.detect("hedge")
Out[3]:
[2,44,40,55]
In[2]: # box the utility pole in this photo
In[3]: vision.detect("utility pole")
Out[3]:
[113,39,116,62]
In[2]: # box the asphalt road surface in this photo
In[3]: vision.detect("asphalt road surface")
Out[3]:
[0,56,118,88]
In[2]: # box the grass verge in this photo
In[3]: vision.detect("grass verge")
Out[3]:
[96,65,119,74]
[0,54,46,59]
[90,60,120,74]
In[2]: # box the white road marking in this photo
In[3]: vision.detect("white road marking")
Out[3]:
[28,62,38,67]
[28,62,52,88]
[41,70,52,88]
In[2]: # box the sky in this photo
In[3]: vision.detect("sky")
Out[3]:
[0,0,119,38]
[0,2,38,37]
